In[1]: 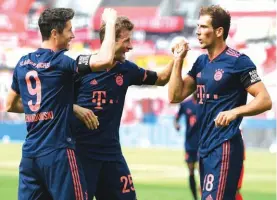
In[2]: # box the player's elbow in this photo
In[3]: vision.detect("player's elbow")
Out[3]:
[155,72,170,86]
[156,80,167,86]
[169,99,182,104]
[5,103,13,112]
[264,96,272,111]
[168,94,182,104]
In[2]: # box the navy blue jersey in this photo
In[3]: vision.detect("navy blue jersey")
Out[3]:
[177,98,199,151]
[74,60,158,161]
[188,47,261,157]
[11,48,81,157]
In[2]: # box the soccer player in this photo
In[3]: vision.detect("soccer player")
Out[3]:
[174,92,199,200]
[174,93,199,200]
[5,8,118,200]
[73,16,175,200]
[168,5,272,200]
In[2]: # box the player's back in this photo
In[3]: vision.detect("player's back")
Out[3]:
[13,48,76,157]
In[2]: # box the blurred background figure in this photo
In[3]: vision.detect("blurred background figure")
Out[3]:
[174,92,199,200]
[0,0,276,200]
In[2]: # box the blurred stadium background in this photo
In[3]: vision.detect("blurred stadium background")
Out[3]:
[0,0,276,199]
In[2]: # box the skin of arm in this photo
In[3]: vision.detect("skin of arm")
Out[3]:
[5,89,24,113]
[89,21,116,71]
[215,82,272,127]
[154,60,174,86]
[168,57,196,103]
[168,39,196,103]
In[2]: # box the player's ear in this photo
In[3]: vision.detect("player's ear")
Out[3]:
[215,27,224,38]
[51,29,58,39]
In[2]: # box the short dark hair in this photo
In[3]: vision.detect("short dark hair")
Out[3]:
[99,16,134,43]
[38,8,75,41]
[199,5,231,40]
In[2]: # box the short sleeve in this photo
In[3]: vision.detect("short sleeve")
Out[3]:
[234,54,261,88]
[62,55,77,73]
[11,67,20,94]
[187,57,200,80]
[128,61,157,86]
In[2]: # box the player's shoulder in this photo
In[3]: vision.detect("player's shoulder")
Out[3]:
[120,60,139,72]
[16,53,33,68]
[193,54,209,69]
[196,54,208,63]
[225,47,241,58]
[223,47,254,67]
[122,60,137,67]
[58,49,75,61]
[224,47,252,61]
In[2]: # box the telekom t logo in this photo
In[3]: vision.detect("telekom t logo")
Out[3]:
[197,85,205,104]
[92,91,106,109]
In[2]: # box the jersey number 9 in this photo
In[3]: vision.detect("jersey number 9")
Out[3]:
[25,70,42,112]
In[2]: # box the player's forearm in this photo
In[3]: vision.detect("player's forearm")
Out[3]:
[155,60,174,86]
[6,98,24,113]
[90,21,116,70]
[232,91,272,117]
[168,58,185,103]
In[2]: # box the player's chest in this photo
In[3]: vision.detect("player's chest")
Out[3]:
[83,70,129,94]
[196,62,235,92]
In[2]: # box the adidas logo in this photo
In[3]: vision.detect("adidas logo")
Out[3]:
[90,79,98,85]
[206,194,213,200]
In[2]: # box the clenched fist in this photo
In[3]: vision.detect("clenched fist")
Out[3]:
[171,36,190,59]
[102,8,117,24]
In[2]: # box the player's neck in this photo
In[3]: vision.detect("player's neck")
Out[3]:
[207,41,227,62]
[41,41,59,52]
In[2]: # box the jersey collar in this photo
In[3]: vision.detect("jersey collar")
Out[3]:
[208,46,228,62]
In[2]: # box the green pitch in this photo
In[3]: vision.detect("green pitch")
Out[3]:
[0,144,275,200]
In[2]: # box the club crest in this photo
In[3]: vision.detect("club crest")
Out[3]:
[115,74,124,86]
[214,69,224,81]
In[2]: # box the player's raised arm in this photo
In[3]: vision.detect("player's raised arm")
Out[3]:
[168,40,196,103]
[76,8,117,74]
[89,8,117,71]
[153,60,174,86]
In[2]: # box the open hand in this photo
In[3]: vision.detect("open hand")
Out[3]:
[74,105,99,130]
